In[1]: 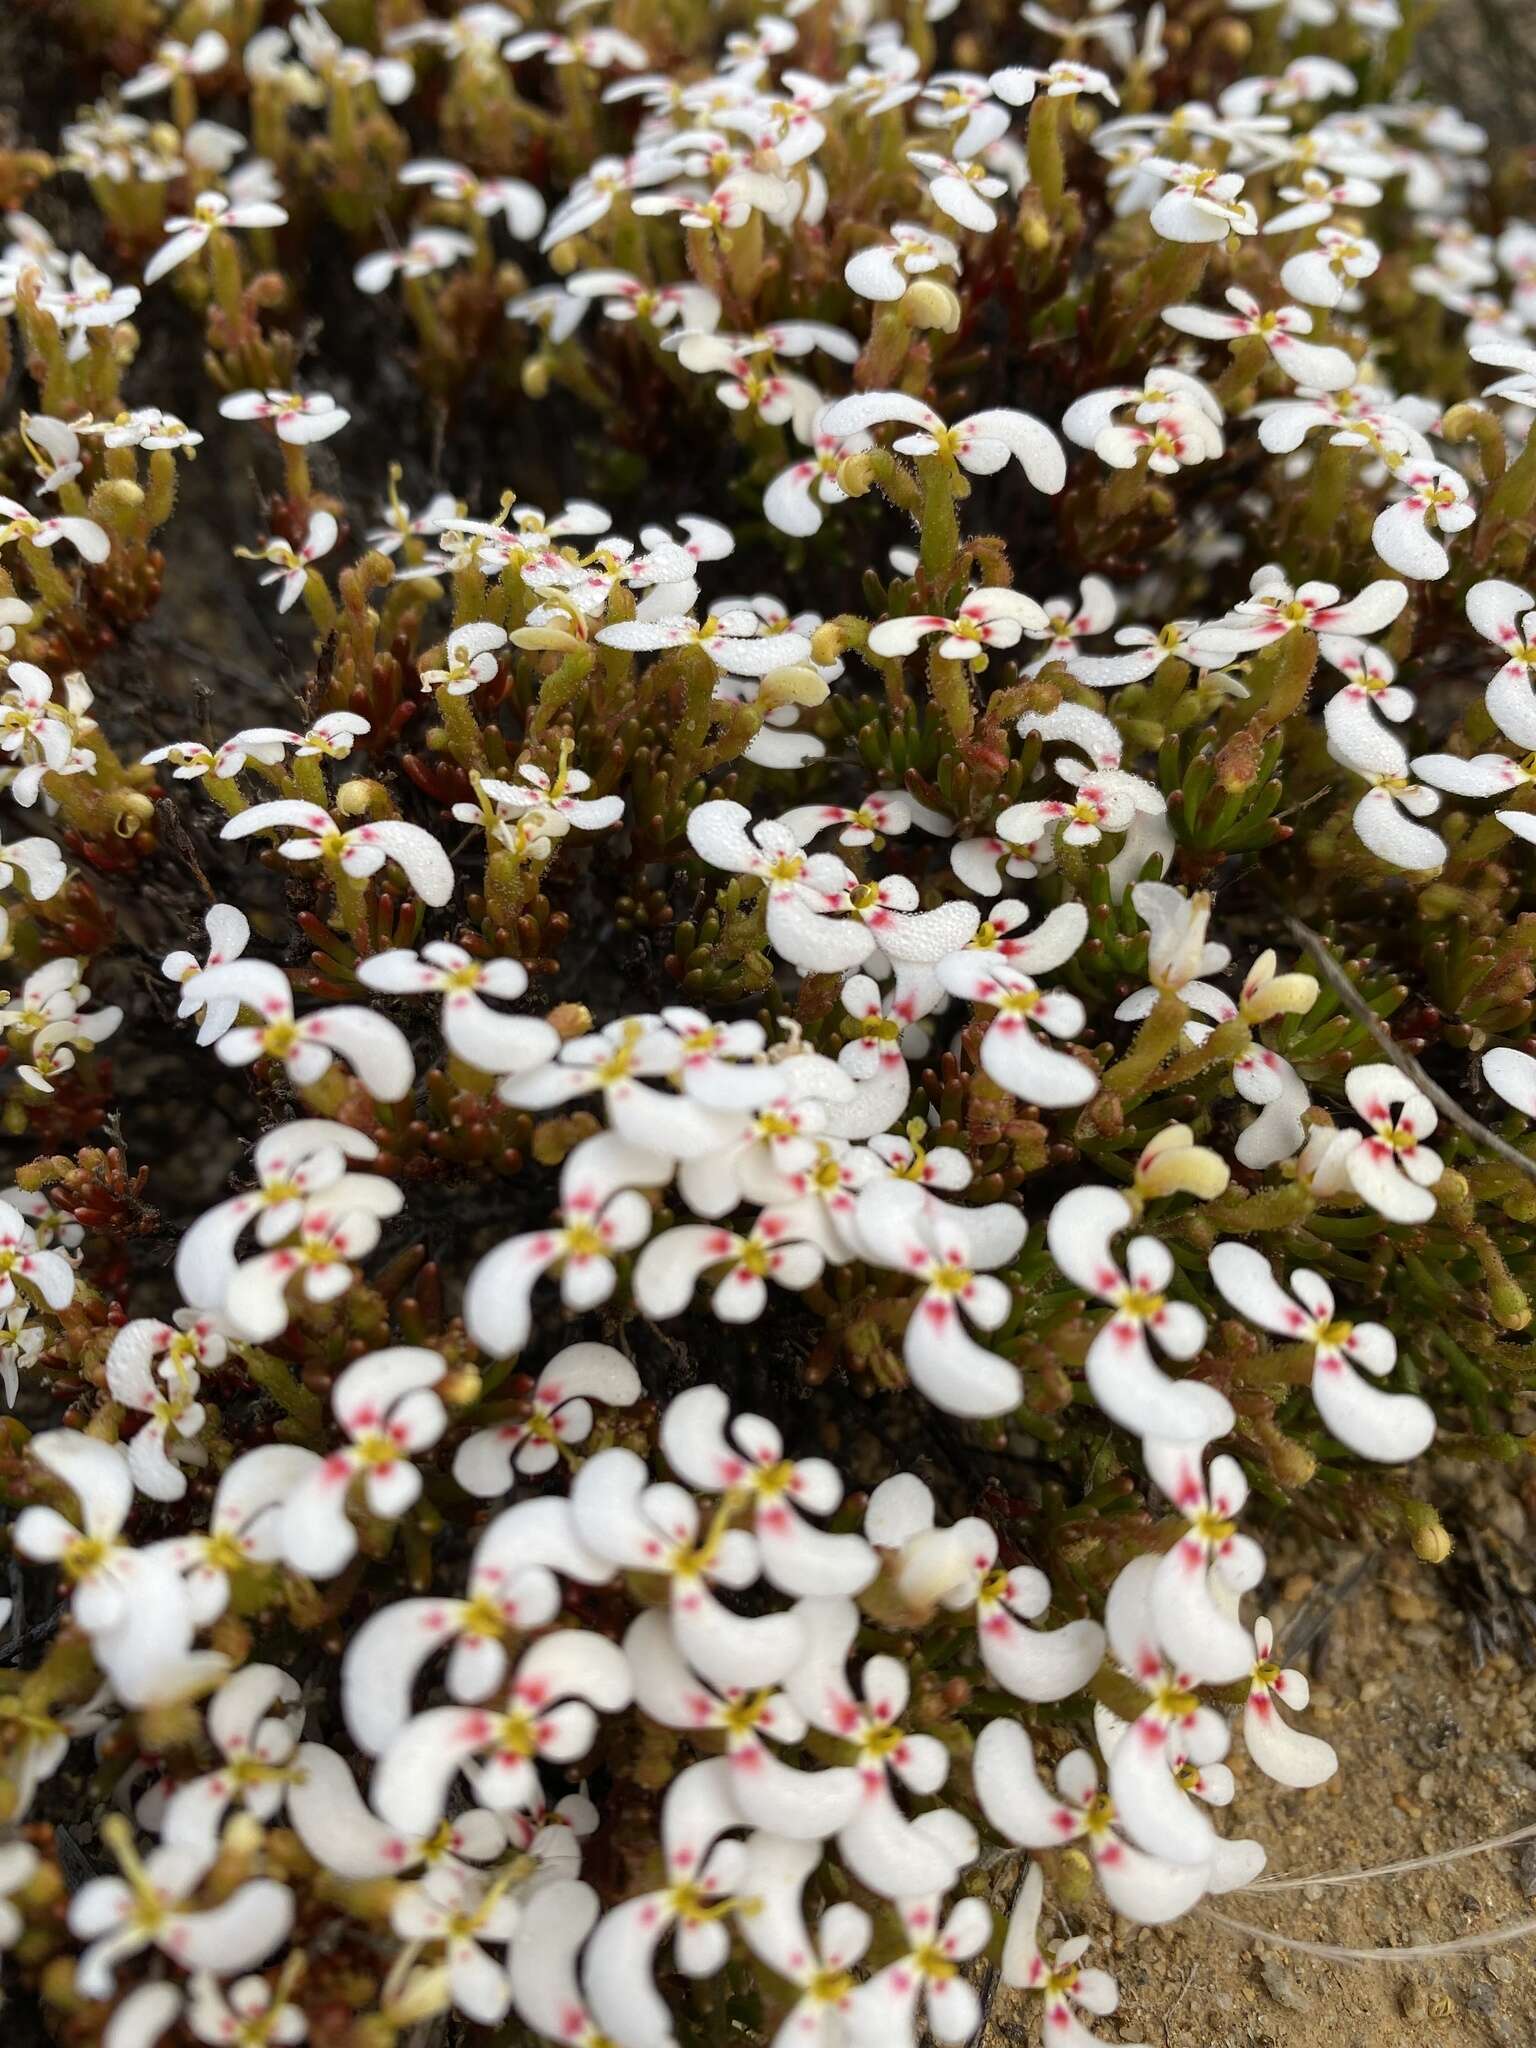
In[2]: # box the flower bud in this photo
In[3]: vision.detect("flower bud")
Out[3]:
[901,278,961,333]
[548,1002,593,1042]
[336,777,389,818]
[1411,1517,1453,1564]
[810,621,845,666]
[757,664,830,713]
[521,355,552,400]
[836,451,875,497]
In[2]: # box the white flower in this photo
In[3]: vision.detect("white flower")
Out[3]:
[1062,365,1224,463]
[288,1740,507,1883]
[120,30,228,101]
[576,1443,803,1694]
[145,183,289,285]
[1139,158,1259,242]
[478,757,625,831]
[162,903,250,1046]
[1466,577,1536,757]
[1092,1558,1258,1878]
[354,227,475,294]
[1337,1066,1440,1224]
[783,1597,967,1897]
[390,1868,522,2026]
[0,1839,39,1951]
[578,1761,748,2048]
[868,587,1049,664]
[907,148,1009,232]
[936,902,1096,1109]
[192,957,416,1101]
[1191,563,1408,662]
[1242,1616,1339,1788]
[358,942,558,1074]
[1326,705,1446,870]
[763,409,871,537]
[187,1973,307,2048]
[105,1317,213,1503]
[236,510,337,611]
[1209,1243,1434,1461]
[776,789,911,848]
[0,494,109,563]
[627,1611,859,1838]
[850,1180,1027,1416]
[372,1629,632,1834]
[174,1120,391,1308]
[159,1666,303,1852]
[418,619,507,695]
[687,799,873,974]
[156,1444,320,1624]
[845,220,960,300]
[842,1827,990,2044]
[736,1834,871,2046]
[1046,1186,1233,1446]
[1280,225,1381,309]
[1141,1441,1264,1683]
[464,1131,666,1357]
[990,56,1119,106]
[1002,1862,1131,2046]
[453,1341,641,1497]
[222,799,454,905]
[598,606,815,675]
[218,389,349,444]
[821,390,1066,495]
[1250,380,1433,460]
[35,256,141,360]
[339,1494,616,1757]
[565,266,719,328]
[68,1821,292,2001]
[1486,1044,1536,1118]
[1163,286,1356,390]
[662,1385,876,1597]
[0,1193,74,1312]
[1372,459,1475,579]
[282,1347,448,1577]
[863,1472,1104,1698]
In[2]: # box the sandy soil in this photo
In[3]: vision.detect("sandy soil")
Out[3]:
[982,1459,1536,2048]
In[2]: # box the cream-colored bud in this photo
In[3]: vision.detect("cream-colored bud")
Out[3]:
[836,451,876,497]
[902,278,961,333]
[757,664,831,713]
[810,621,846,666]
[1411,1519,1453,1564]
[336,777,390,819]
[521,355,552,400]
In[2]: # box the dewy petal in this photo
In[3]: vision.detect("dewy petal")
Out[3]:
[342,1596,471,1755]
[162,1880,294,1977]
[1345,1136,1437,1223]
[904,1286,1023,1417]
[1312,1350,1435,1462]
[820,391,945,442]
[979,1014,1097,1107]
[583,1889,680,2048]
[509,1878,601,2038]
[1208,1242,1306,1337]
[1485,1045,1536,1116]
[973,1720,1079,1847]
[977,1584,1105,1703]
[1245,1686,1338,1789]
[442,995,560,1076]
[673,1578,803,1695]
[1150,1536,1257,1685]
[286,1741,417,1875]
[1085,1318,1232,1444]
